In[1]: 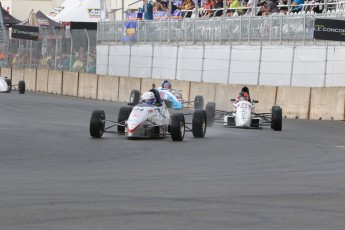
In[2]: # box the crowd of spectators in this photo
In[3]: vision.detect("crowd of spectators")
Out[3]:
[0,46,96,74]
[138,0,328,19]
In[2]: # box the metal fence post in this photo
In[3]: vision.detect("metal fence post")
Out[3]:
[324,41,328,87]
[85,29,90,73]
[69,35,73,71]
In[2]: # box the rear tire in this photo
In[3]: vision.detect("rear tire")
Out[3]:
[130,90,140,106]
[117,106,132,133]
[271,106,282,131]
[192,110,207,138]
[90,110,105,138]
[205,102,216,127]
[194,95,204,110]
[170,113,185,141]
[5,79,11,93]
[18,80,25,94]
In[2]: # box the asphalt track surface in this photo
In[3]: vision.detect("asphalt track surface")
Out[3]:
[1,91,345,230]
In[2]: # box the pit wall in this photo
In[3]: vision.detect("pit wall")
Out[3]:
[1,67,344,121]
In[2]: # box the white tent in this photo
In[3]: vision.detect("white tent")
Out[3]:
[48,0,108,23]
[48,0,82,22]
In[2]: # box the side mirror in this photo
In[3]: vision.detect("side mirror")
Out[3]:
[252,100,259,103]
[230,99,236,102]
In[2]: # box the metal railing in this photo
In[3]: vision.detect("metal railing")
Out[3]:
[97,11,345,45]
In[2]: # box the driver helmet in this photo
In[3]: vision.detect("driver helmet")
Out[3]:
[243,92,249,101]
[163,81,172,89]
[142,91,155,105]
[238,92,248,101]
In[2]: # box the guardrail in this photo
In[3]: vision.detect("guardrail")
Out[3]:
[98,11,345,44]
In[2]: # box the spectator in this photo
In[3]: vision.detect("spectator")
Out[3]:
[245,0,257,15]
[209,0,223,17]
[262,0,280,15]
[291,0,304,12]
[88,61,96,74]
[227,0,243,16]
[178,0,195,17]
[72,57,84,72]
[141,0,154,20]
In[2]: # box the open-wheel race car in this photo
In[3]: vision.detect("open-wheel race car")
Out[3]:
[0,76,26,94]
[90,89,208,141]
[129,87,205,110]
[205,94,283,131]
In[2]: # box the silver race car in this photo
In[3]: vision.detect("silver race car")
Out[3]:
[89,89,207,141]
[0,76,25,94]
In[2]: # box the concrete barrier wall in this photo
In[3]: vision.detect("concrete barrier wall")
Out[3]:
[11,68,25,84]
[248,85,277,113]
[190,82,217,109]
[276,87,311,119]
[24,68,36,91]
[1,67,12,79]
[214,84,243,111]
[4,67,345,121]
[118,77,142,103]
[62,72,79,97]
[97,75,119,101]
[36,69,48,92]
[310,87,345,120]
[78,73,98,99]
[48,70,63,95]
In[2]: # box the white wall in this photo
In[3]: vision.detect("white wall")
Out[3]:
[97,44,345,87]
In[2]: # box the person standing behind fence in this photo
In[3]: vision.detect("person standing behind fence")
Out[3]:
[142,0,154,20]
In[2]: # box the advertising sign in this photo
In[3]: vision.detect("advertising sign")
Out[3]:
[314,18,345,42]
[11,25,39,40]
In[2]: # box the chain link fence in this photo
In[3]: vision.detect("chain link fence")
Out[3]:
[1,28,97,73]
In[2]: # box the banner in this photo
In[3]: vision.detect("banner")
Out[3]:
[122,21,137,42]
[314,18,345,42]
[11,25,39,40]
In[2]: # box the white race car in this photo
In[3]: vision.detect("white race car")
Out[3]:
[0,76,26,94]
[205,95,282,131]
[90,90,207,141]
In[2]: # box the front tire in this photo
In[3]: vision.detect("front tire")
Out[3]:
[117,106,132,133]
[271,106,282,131]
[90,110,105,138]
[192,110,207,138]
[18,80,25,94]
[205,102,216,127]
[194,95,204,110]
[130,90,140,106]
[170,113,185,141]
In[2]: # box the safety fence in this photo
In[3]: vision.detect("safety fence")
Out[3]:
[98,11,345,44]
[0,29,97,74]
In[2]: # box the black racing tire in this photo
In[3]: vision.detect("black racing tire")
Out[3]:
[271,106,280,129]
[117,106,133,133]
[5,79,11,93]
[18,80,25,94]
[130,90,140,106]
[271,106,282,131]
[205,102,216,127]
[90,110,105,138]
[170,113,185,141]
[194,95,204,110]
[192,110,207,138]
[164,99,172,108]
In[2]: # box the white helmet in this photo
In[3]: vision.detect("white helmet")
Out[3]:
[142,91,155,105]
